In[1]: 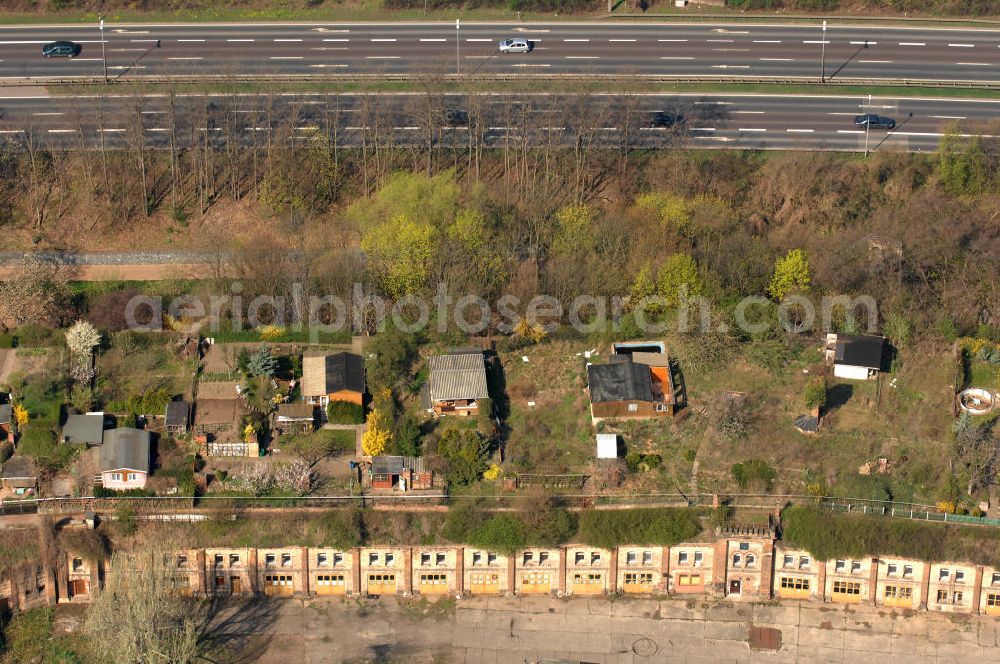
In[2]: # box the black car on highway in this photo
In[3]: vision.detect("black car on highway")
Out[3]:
[854,114,895,130]
[647,111,686,129]
[42,41,81,58]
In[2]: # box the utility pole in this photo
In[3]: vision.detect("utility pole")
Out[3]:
[820,20,827,83]
[864,94,872,156]
[456,19,460,76]
[100,16,107,82]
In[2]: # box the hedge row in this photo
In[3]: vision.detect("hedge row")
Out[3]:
[781,506,1000,567]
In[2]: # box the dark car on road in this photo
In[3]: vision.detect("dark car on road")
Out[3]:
[42,41,81,58]
[647,111,686,129]
[854,114,896,130]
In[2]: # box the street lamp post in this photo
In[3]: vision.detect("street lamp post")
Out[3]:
[99,16,107,82]
[456,19,460,76]
[864,94,872,156]
[820,20,827,83]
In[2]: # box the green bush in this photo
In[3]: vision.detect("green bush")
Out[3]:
[18,427,56,460]
[327,400,364,425]
[782,506,1000,567]
[93,487,153,498]
[468,514,527,555]
[577,508,702,549]
[0,334,13,349]
[731,459,776,491]
[319,508,364,549]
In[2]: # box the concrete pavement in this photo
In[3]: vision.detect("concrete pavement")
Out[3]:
[239,593,1000,663]
[2,91,997,153]
[0,22,998,83]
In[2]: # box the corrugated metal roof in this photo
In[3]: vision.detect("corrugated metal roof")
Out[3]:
[276,403,315,420]
[302,352,365,397]
[100,428,151,473]
[371,455,424,475]
[428,353,489,402]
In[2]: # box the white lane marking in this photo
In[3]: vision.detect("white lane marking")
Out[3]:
[466,38,493,42]
[563,39,590,42]
[657,39,688,42]
[609,39,636,42]
[100,128,125,132]
[146,128,168,132]
[949,43,975,48]
[47,129,75,133]
[310,47,347,51]
[787,129,815,133]
[753,40,781,43]
[141,110,164,114]
[464,55,491,59]
[130,39,160,43]
[931,115,966,119]
[694,101,732,105]
[176,39,205,42]
[371,38,397,42]
[270,56,304,60]
[419,38,446,42]
[107,65,145,70]
[957,62,991,66]
[850,41,878,45]
[899,42,925,46]
[273,39,303,42]
[838,129,864,134]
[227,39,254,42]
[510,63,550,67]
[859,60,892,63]
[542,126,567,130]
[565,56,599,59]
[734,110,765,114]
[739,128,766,132]
[710,64,750,69]
[309,64,349,68]
[661,56,694,60]
[707,39,734,43]
[296,126,319,131]
[759,57,793,61]
[803,40,830,44]
[0,130,23,134]
[323,38,349,42]
[365,55,401,59]
[168,57,203,60]
[32,112,63,116]
[690,127,716,131]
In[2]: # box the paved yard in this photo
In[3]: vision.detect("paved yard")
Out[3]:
[223,594,1000,664]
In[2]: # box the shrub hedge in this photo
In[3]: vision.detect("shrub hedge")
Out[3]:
[781,506,1000,567]
[576,508,703,549]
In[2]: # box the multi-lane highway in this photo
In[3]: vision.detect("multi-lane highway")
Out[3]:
[0,22,999,83]
[1,91,996,152]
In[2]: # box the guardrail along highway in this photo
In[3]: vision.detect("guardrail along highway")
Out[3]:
[0,22,999,83]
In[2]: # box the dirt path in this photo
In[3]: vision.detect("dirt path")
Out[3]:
[0,263,221,281]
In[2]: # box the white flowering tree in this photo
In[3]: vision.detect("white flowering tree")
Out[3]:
[65,320,101,384]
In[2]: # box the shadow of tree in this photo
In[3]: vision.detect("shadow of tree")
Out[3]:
[827,384,854,410]
[195,595,280,663]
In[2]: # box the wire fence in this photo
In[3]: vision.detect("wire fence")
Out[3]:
[2,492,997,529]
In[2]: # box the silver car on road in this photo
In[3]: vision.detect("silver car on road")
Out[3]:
[498,38,531,54]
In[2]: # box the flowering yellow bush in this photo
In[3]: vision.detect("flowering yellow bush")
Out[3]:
[243,423,257,443]
[361,409,391,457]
[12,404,28,428]
[258,325,286,341]
[936,500,957,514]
[483,464,502,481]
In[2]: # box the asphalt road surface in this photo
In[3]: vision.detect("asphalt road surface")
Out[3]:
[0,22,999,83]
[0,91,996,152]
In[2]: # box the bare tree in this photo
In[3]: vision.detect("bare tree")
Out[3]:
[84,546,200,663]
[0,257,70,330]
